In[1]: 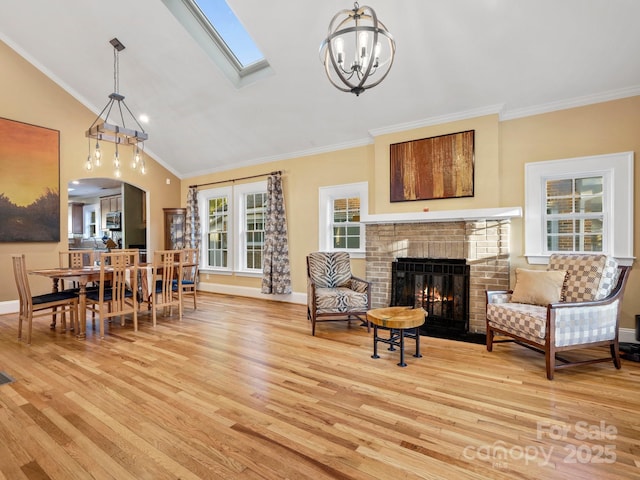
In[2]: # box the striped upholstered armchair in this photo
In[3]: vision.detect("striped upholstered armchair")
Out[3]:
[306,252,371,336]
[486,254,630,379]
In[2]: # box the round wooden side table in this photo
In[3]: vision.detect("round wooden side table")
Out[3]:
[366,306,427,367]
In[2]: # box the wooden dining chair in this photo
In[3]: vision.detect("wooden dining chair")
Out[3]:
[120,249,140,266]
[151,250,182,326]
[12,254,79,345]
[59,249,95,269]
[174,248,199,310]
[86,251,139,338]
[58,249,97,327]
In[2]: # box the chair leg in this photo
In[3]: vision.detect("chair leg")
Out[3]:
[611,342,622,369]
[50,307,57,329]
[71,304,78,335]
[27,315,33,346]
[486,325,494,352]
[545,343,555,380]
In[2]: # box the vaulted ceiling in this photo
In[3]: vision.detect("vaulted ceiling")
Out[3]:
[2,0,640,179]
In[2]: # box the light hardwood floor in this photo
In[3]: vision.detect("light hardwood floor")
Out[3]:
[0,292,638,479]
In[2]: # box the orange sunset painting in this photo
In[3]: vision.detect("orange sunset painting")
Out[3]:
[0,117,60,242]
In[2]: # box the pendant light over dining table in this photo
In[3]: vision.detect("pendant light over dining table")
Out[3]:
[85,38,148,176]
[320,2,396,96]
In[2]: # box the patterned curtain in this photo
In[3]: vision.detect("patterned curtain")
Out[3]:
[261,173,291,294]
[185,186,201,251]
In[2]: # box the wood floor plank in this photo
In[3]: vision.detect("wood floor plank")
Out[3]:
[0,292,639,479]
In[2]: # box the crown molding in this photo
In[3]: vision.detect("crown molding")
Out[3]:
[500,85,640,121]
[368,104,505,137]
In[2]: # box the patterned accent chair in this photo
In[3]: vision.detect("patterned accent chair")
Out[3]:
[486,254,630,380]
[307,252,371,336]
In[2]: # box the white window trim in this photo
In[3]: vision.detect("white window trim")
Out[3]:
[233,181,267,275]
[524,152,634,266]
[198,185,233,273]
[319,182,368,259]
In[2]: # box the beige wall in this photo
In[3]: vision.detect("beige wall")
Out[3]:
[186,100,640,331]
[500,97,640,330]
[2,38,638,332]
[181,145,374,290]
[0,40,181,301]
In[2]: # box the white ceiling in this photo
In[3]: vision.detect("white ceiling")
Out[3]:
[2,0,640,179]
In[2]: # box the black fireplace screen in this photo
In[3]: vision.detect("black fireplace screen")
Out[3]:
[391,258,470,336]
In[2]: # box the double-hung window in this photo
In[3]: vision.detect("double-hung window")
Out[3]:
[319,182,368,258]
[205,188,231,268]
[545,176,604,253]
[199,180,267,274]
[236,186,267,271]
[524,152,633,265]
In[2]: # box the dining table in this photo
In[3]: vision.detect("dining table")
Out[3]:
[29,265,152,339]
[29,260,194,338]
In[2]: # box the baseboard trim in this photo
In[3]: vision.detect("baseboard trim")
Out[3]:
[0,300,19,315]
[620,328,639,344]
[0,288,306,315]
[197,283,307,305]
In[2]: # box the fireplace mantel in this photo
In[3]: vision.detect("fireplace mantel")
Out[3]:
[360,207,522,224]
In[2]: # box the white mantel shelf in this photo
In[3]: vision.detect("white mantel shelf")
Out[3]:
[360,207,523,224]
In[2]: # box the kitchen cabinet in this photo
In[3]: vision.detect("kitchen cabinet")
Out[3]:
[100,194,122,230]
[164,208,186,250]
[70,203,84,235]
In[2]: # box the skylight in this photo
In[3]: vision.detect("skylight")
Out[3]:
[192,0,264,68]
[162,0,271,87]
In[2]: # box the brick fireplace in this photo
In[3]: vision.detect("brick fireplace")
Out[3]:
[363,208,519,334]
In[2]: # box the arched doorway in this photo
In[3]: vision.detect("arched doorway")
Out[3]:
[67,178,147,258]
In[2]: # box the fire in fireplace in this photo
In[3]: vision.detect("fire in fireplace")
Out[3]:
[391,258,473,340]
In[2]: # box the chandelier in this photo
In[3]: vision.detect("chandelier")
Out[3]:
[85,38,148,176]
[320,2,396,96]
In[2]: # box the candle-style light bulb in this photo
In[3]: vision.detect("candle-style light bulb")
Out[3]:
[334,37,344,64]
[94,140,102,166]
[359,31,368,59]
[374,41,381,66]
[85,154,93,171]
[113,143,121,179]
[132,145,141,169]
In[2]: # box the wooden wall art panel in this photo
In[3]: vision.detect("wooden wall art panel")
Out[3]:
[390,130,474,202]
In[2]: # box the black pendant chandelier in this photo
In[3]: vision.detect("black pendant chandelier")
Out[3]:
[320,2,396,96]
[85,38,148,176]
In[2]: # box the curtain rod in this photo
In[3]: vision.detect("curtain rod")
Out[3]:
[189,170,282,189]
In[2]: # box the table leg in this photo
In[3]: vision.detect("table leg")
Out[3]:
[371,324,380,359]
[414,327,423,358]
[77,280,87,339]
[50,278,60,329]
[398,328,407,367]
